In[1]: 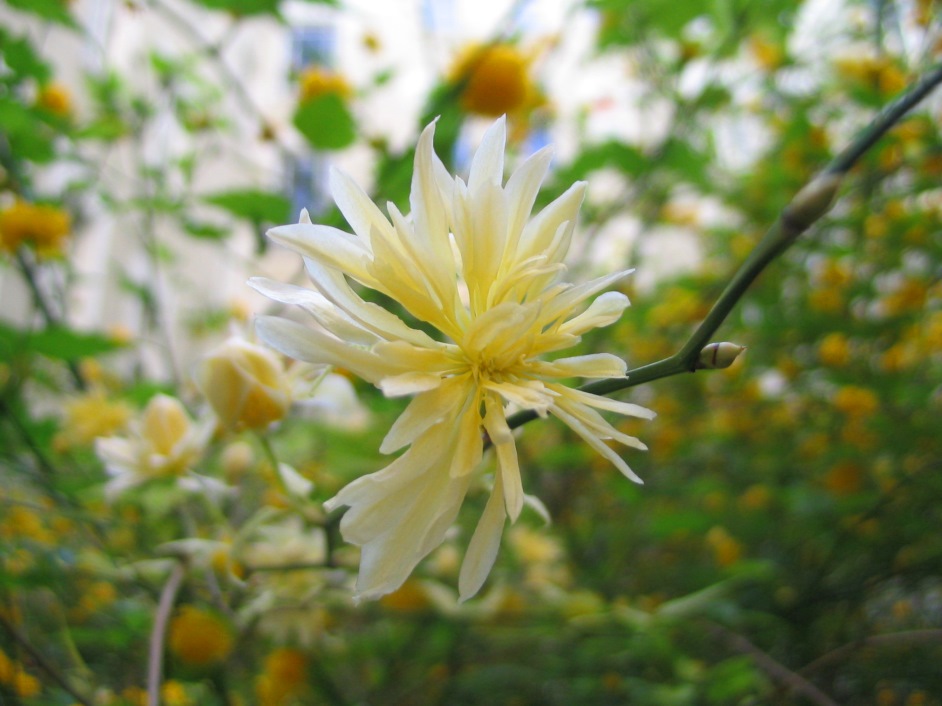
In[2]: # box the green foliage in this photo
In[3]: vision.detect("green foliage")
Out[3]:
[202,189,292,225]
[293,92,357,150]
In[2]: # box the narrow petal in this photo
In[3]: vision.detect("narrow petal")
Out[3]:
[458,474,507,602]
[268,223,373,285]
[449,393,485,478]
[559,291,630,336]
[551,405,644,484]
[503,146,553,251]
[255,316,395,384]
[483,396,524,521]
[302,257,439,348]
[515,181,585,265]
[468,116,506,192]
[530,353,628,379]
[330,167,393,249]
[378,372,443,397]
[483,379,555,413]
[540,269,635,328]
[247,277,378,346]
[556,386,657,420]
[381,377,469,454]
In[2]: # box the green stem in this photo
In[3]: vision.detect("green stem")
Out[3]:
[504,61,942,432]
[0,611,94,706]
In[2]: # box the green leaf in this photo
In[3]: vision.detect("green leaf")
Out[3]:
[3,0,78,27]
[0,30,51,82]
[0,322,124,362]
[183,220,231,241]
[202,189,291,224]
[293,93,357,151]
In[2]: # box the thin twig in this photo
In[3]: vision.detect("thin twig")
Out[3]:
[800,628,942,675]
[504,61,942,432]
[708,622,840,706]
[147,561,186,706]
[0,612,94,706]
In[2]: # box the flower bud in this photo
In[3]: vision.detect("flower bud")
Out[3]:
[696,342,746,370]
[197,337,292,432]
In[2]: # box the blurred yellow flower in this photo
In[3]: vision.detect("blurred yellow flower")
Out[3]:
[55,389,132,449]
[256,648,308,706]
[0,200,71,256]
[36,82,73,117]
[95,394,211,497]
[833,385,879,418]
[197,337,293,432]
[705,526,742,567]
[298,66,352,103]
[252,117,653,601]
[168,606,234,668]
[833,54,908,95]
[451,43,537,118]
[818,332,851,367]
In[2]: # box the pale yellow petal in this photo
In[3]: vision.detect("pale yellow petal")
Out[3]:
[556,386,656,420]
[458,473,507,602]
[268,223,373,284]
[378,372,444,397]
[467,115,506,192]
[254,316,395,384]
[330,166,394,250]
[530,353,627,379]
[551,405,644,484]
[449,394,485,478]
[559,291,630,336]
[302,258,439,348]
[381,377,470,454]
[248,277,379,346]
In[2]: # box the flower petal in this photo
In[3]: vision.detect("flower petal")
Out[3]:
[458,473,507,602]
[254,316,395,384]
[531,353,627,379]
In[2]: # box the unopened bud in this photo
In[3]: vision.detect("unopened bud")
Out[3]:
[696,342,746,370]
[783,173,843,235]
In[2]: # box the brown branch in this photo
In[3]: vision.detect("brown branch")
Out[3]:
[800,628,942,675]
[708,622,840,706]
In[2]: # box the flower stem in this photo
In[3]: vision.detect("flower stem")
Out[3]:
[146,561,185,706]
[505,61,942,432]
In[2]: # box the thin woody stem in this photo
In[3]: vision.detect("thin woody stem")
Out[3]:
[504,61,942,433]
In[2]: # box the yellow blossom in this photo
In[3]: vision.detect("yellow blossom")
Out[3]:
[161,680,192,706]
[197,337,293,432]
[95,394,211,497]
[252,117,654,601]
[256,648,308,706]
[824,460,863,496]
[56,389,132,449]
[818,332,851,367]
[168,606,234,668]
[36,82,73,116]
[705,526,742,567]
[299,66,351,103]
[833,385,879,418]
[0,200,71,256]
[833,54,908,95]
[451,43,536,117]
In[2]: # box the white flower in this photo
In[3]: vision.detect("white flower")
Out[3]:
[95,394,212,499]
[251,117,654,601]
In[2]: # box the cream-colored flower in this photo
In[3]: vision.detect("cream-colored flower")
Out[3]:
[197,336,293,432]
[251,117,653,601]
[95,394,212,498]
